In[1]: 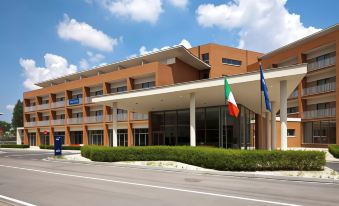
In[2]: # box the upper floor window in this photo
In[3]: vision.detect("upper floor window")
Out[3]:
[317,102,330,110]
[111,86,127,93]
[141,81,155,89]
[287,107,298,114]
[201,53,209,64]
[42,99,49,104]
[72,94,83,99]
[56,97,64,102]
[222,58,242,66]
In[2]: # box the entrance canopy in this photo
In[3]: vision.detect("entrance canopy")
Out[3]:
[92,64,307,114]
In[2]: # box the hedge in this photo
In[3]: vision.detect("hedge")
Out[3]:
[81,146,326,171]
[0,144,29,148]
[328,145,339,158]
[39,145,81,150]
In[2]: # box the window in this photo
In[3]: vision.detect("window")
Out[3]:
[287,129,295,137]
[72,94,82,99]
[287,107,298,114]
[222,58,242,66]
[199,69,210,79]
[117,86,127,92]
[317,103,330,110]
[317,78,330,86]
[201,53,209,64]
[56,97,64,102]
[42,99,49,104]
[141,81,155,88]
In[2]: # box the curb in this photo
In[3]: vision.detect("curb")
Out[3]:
[44,157,339,185]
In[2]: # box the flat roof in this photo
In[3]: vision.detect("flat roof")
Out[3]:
[260,24,339,60]
[92,64,307,114]
[36,45,210,88]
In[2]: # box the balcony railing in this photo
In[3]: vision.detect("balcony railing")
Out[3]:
[85,116,103,123]
[24,106,36,112]
[289,90,298,99]
[37,104,49,110]
[303,82,336,96]
[51,119,65,125]
[85,97,93,104]
[131,113,148,121]
[67,117,83,125]
[67,98,82,106]
[51,101,65,108]
[303,108,336,119]
[307,54,336,72]
[24,122,36,127]
[106,113,128,122]
[37,120,50,126]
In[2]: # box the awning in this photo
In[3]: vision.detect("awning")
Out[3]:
[92,64,307,114]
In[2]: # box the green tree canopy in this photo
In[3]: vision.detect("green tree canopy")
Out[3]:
[11,99,23,131]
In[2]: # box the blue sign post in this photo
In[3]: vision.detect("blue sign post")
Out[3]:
[54,136,62,156]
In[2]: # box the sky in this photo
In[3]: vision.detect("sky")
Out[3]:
[0,0,338,123]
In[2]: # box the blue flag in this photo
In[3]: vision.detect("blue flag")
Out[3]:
[260,63,271,112]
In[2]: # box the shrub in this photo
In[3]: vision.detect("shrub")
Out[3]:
[81,146,326,171]
[39,145,81,150]
[328,144,339,158]
[0,144,29,148]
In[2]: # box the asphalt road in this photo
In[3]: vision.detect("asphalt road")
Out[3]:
[0,149,338,206]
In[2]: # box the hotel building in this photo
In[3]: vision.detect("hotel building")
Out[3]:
[22,24,338,149]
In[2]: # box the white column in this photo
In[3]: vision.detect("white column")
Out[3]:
[280,80,287,150]
[190,93,196,147]
[112,102,118,147]
[271,102,276,150]
[266,112,271,151]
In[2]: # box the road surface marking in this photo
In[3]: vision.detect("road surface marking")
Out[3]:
[0,194,36,206]
[5,153,54,157]
[0,164,302,206]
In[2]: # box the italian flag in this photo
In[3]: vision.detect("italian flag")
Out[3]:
[224,77,239,118]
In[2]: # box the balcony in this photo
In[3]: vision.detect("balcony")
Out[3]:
[105,113,128,122]
[85,115,103,123]
[67,117,83,125]
[37,103,49,110]
[289,90,298,99]
[303,108,336,119]
[307,54,336,72]
[37,120,50,127]
[303,82,336,96]
[51,119,65,125]
[85,97,93,104]
[51,101,65,108]
[24,122,36,127]
[131,113,148,121]
[24,106,36,112]
[67,98,82,106]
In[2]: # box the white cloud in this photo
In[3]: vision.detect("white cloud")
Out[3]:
[20,53,77,90]
[6,104,14,112]
[79,51,106,69]
[196,0,321,52]
[131,39,192,57]
[167,0,188,9]
[57,14,118,51]
[101,0,163,24]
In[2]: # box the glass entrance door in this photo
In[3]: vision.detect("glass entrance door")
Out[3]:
[28,133,36,146]
[134,128,148,146]
[118,129,128,146]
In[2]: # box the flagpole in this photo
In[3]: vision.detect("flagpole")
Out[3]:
[260,62,263,150]
[224,76,228,149]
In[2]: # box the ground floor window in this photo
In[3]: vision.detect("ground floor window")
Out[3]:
[39,133,49,145]
[54,132,65,145]
[88,130,103,145]
[303,120,336,144]
[134,128,148,146]
[70,131,83,145]
[108,129,128,146]
[150,105,255,149]
[28,133,36,146]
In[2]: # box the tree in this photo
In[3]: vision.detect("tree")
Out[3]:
[0,121,11,137]
[11,99,23,131]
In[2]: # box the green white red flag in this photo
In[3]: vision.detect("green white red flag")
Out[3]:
[224,77,239,118]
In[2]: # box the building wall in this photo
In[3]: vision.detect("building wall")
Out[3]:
[23,58,202,146]
[189,43,262,78]
[248,28,339,145]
